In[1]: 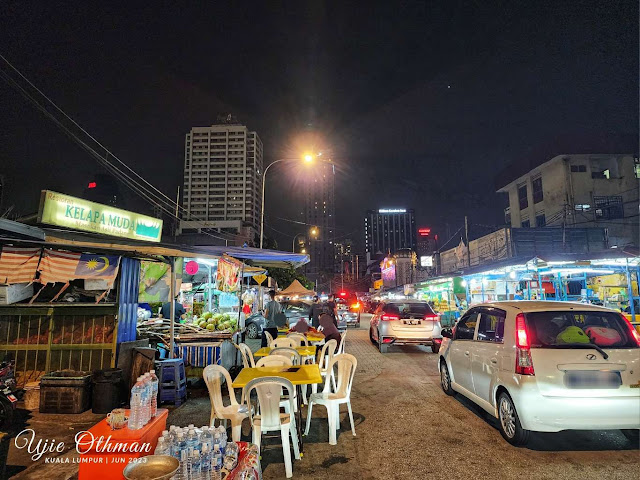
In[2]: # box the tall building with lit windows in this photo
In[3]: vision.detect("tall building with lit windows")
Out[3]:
[179,118,263,242]
[305,161,335,277]
[364,208,416,255]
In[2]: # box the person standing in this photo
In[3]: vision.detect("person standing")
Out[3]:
[318,313,341,351]
[160,296,186,320]
[261,290,281,347]
[325,294,338,327]
[309,295,324,328]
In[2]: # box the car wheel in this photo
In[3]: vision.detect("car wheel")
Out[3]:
[369,327,377,345]
[621,429,640,445]
[439,360,454,396]
[497,392,530,446]
[431,342,440,354]
[246,322,259,339]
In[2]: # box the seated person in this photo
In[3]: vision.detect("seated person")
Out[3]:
[290,317,311,334]
[318,312,341,351]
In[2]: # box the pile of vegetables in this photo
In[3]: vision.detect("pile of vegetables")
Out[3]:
[192,311,238,333]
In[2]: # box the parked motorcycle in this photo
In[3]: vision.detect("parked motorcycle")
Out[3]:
[0,358,17,428]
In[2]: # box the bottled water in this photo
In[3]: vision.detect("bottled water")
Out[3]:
[223,442,239,471]
[200,426,213,452]
[149,370,159,417]
[142,373,151,425]
[188,450,201,480]
[154,437,169,455]
[217,426,227,453]
[168,426,178,457]
[175,449,188,480]
[186,427,200,455]
[128,377,144,430]
[201,444,212,479]
[212,444,223,472]
[174,432,187,459]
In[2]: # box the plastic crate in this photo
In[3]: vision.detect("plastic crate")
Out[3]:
[39,370,92,414]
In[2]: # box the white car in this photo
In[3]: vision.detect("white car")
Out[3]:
[438,301,640,445]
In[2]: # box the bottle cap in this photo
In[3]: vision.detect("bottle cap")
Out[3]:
[150,369,155,373]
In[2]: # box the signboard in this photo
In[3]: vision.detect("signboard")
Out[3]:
[38,190,163,242]
[216,256,241,293]
[378,208,406,214]
[373,279,383,290]
[253,273,267,285]
[185,260,199,275]
[420,255,433,267]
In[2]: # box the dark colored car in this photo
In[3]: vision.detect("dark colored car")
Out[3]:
[245,300,312,339]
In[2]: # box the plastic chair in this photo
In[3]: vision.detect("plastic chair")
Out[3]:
[287,332,308,347]
[304,353,358,445]
[312,339,338,394]
[256,355,293,368]
[271,337,297,349]
[236,343,256,368]
[244,376,301,478]
[203,364,249,442]
[337,331,347,354]
[264,330,275,345]
[270,347,302,365]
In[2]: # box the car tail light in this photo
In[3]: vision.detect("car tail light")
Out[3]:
[621,315,640,347]
[381,314,400,321]
[423,314,438,322]
[382,337,394,343]
[515,313,535,375]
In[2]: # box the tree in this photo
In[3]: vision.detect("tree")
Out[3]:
[269,266,314,290]
[252,232,278,250]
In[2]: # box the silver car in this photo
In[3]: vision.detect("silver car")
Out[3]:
[369,300,442,353]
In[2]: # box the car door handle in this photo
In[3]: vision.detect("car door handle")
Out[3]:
[490,358,498,364]
[464,351,470,357]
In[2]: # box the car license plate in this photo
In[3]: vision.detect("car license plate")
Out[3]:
[564,371,621,389]
[403,319,421,325]
[6,394,17,403]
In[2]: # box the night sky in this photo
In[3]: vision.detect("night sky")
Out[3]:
[0,1,637,252]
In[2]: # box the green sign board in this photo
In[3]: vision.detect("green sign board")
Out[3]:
[38,190,163,242]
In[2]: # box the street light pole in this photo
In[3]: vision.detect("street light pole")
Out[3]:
[260,158,285,249]
[292,233,304,252]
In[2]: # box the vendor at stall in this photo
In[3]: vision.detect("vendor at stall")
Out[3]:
[160,295,187,320]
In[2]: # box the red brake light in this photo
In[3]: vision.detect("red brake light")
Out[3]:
[423,314,438,321]
[621,315,640,347]
[515,313,534,375]
[339,291,347,297]
[381,314,400,321]
[515,313,529,348]
[87,182,97,189]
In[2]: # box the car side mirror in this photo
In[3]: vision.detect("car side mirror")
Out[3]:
[441,328,453,339]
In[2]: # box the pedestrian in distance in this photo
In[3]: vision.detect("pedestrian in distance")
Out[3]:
[261,290,281,347]
[309,295,324,328]
[325,294,338,327]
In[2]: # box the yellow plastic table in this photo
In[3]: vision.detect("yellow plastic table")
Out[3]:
[233,364,322,453]
[253,346,317,358]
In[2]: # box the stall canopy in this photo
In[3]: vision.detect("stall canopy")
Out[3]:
[279,279,315,297]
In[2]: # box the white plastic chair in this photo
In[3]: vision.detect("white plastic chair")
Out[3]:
[264,330,275,346]
[245,377,301,478]
[337,331,347,354]
[271,337,297,349]
[236,343,256,368]
[312,339,337,394]
[270,347,302,365]
[304,353,358,445]
[287,332,308,347]
[256,355,293,368]
[203,364,249,442]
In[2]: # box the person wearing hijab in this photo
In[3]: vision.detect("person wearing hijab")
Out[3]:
[290,316,311,334]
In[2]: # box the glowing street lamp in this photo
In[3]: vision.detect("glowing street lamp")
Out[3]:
[260,153,321,249]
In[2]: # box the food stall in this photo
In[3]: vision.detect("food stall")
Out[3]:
[414,276,467,326]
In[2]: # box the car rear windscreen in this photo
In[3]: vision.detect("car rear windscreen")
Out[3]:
[385,303,435,317]
[525,311,637,348]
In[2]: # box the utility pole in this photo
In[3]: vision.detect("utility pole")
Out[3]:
[465,216,471,268]
[355,255,359,281]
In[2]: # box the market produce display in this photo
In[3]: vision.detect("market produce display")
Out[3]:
[194,312,239,334]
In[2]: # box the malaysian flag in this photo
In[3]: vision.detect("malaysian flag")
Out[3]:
[38,250,121,285]
[0,247,41,284]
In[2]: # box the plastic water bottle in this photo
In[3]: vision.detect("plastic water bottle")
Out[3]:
[154,437,169,455]
[223,442,239,471]
[188,450,201,480]
[217,426,227,453]
[174,432,187,459]
[200,426,213,452]
[212,444,223,471]
[149,370,159,417]
[201,444,212,479]
[143,373,152,424]
[128,376,144,430]
[186,427,199,455]
[175,449,188,480]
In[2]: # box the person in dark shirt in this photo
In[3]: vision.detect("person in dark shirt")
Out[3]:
[308,296,324,328]
[318,312,341,351]
[325,294,338,327]
[160,297,186,319]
